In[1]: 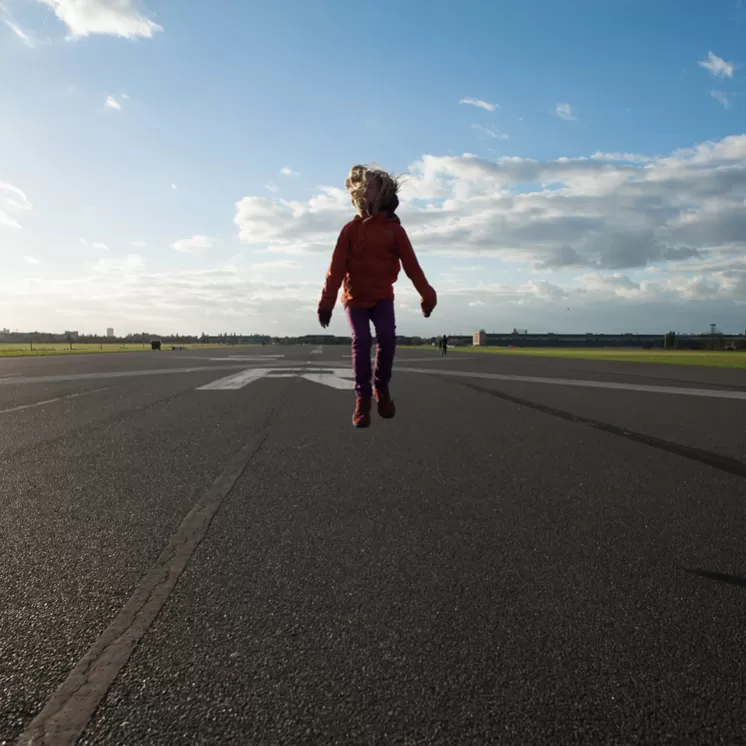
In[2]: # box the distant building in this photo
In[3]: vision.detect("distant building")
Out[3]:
[107,328,114,338]
[473,329,486,346]
[64,330,79,341]
[0,328,9,340]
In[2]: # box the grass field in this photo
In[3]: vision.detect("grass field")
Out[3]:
[450,346,746,369]
[0,343,259,357]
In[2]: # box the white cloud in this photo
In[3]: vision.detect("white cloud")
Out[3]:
[0,212,21,230]
[39,0,162,39]
[170,234,214,254]
[24,256,41,265]
[460,98,499,112]
[121,92,131,100]
[265,182,280,192]
[92,242,109,250]
[3,18,35,46]
[699,51,735,79]
[234,186,351,248]
[555,103,576,121]
[91,253,145,273]
[280,167,298,177]
[232,133,746,284]
[472,124,510,140]
[711,90,733,109]
[7,134,746,336]
[105,95,121,111]
[0,264,322,334]
[0,180,32,230]
[171,183,178,191]
[249,259,302,270]
[591,152,652,163]
[129,240,147,247]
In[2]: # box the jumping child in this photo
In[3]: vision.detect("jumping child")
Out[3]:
[318,165,437,428]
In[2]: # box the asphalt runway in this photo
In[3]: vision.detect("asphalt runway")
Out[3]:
[1,345,745,745]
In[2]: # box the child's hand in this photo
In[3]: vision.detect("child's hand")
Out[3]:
[318,308,332,328]
[421,293,437,318]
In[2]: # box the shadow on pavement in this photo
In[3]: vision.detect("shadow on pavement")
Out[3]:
[685,568,746,589]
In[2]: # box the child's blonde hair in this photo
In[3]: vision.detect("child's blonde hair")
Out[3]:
[345,164,400,217]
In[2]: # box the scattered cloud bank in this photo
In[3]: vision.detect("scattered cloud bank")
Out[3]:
[226,132,746,330]
[39,0,162,39]
[5,133,746,334]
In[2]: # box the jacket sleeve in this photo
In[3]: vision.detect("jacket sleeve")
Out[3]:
[396,225,437,307]
[318,225,350,311]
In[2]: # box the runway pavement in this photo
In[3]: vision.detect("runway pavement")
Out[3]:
[1,344,745,745]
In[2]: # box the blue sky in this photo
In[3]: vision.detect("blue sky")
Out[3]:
[1,0,745,336]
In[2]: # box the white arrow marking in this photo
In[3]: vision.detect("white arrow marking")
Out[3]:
[207,354,285,361]
[301,371,355,390]
[197,368,270,390]
[198,367,354,391]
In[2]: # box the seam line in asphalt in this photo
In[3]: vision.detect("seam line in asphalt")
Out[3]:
[15,430,271,746]
[456,380,746,480]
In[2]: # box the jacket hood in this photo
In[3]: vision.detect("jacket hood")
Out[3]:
[382,194,399,216]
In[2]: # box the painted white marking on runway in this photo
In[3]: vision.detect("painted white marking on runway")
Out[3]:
[397,367,746,402]
[339,355,474,363]
[199,367,355,391]
[207,355,285,361]
[197,368,270,390]
[301,371,356,390]
[309,346,323,354]
[0,396,63,414]
[0,387,109,415]
[0,363,302,386]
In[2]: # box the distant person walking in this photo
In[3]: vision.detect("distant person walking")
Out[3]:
[318,164,437,428]
[440,335,449,356]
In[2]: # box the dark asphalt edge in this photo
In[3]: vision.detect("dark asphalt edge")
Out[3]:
[454,380,746,480]
[15,419,277,746]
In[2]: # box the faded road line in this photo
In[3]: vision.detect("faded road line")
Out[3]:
[0,387,109,415]
[397,366,746,401]
[16,430,270,746]
[0,364,270,387]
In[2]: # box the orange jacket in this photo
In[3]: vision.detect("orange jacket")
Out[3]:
[318,210,437,312]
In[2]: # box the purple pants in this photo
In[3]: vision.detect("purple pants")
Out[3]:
[345,299,397,399]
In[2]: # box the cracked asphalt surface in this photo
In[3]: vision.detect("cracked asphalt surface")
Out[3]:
[2,345,746,745]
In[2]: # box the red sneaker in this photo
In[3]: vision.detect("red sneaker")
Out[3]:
[352,397,372,428]
[374,390,396,419]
